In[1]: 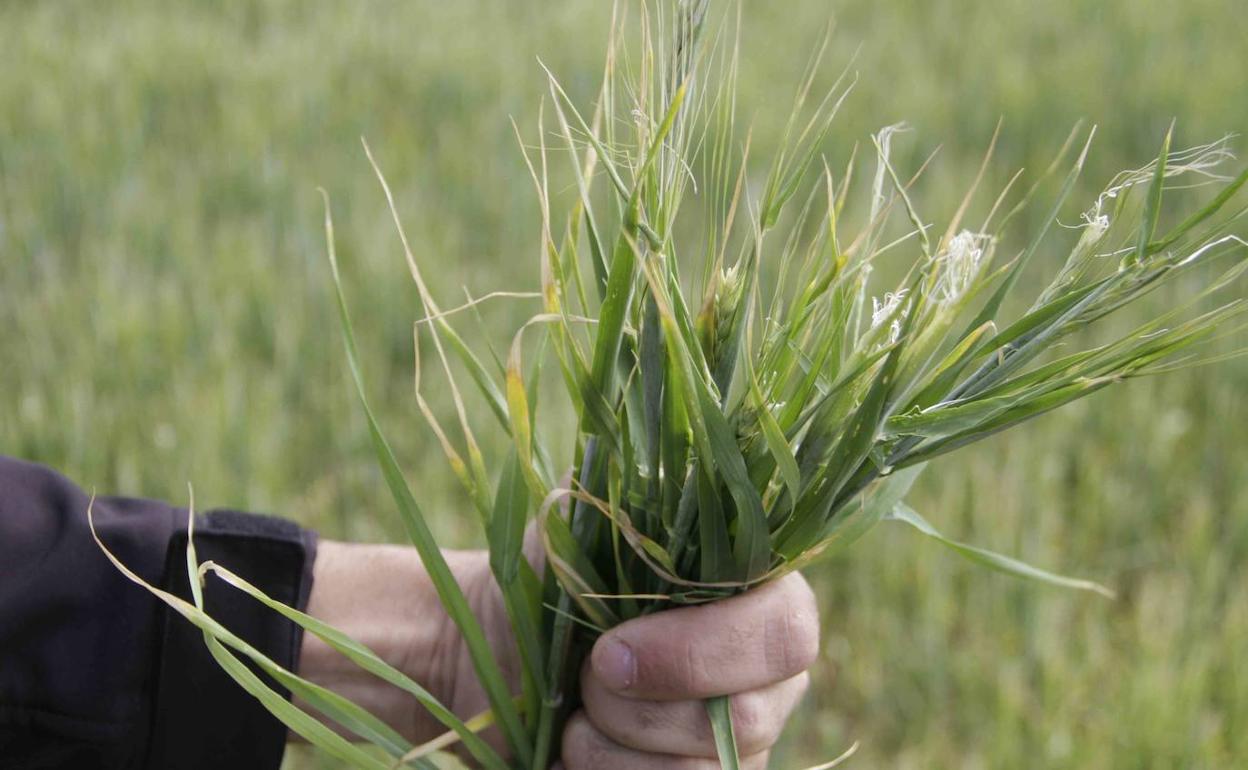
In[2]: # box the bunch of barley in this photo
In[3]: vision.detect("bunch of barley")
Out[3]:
[99,1,1246,768]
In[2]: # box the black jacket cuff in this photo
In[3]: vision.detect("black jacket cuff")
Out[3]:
[148,509,317,770]
[0,456,317,770]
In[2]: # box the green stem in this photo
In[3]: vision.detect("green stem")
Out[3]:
[531,589,572,770]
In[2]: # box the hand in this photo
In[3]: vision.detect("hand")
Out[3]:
[298,541,820,768]
[559,573,819,769]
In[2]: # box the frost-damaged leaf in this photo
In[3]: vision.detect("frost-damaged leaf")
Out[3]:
[506,320,551,502]
[886,502,1115,598]
[321,192,531,766]
[397,704,508,767]
[800,741,861,770]
[363,142,494,520]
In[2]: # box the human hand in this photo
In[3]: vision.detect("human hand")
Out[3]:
[557,573,819,769]
[299,541,819,768]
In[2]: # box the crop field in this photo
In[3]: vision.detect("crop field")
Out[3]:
[2,1,1247,767]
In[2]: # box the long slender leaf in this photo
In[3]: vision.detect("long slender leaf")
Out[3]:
[1133,124,1172,264]
[203,563,507,769]
[706,695,742,770]
[321,192,531,765]
[887,503,1115,598]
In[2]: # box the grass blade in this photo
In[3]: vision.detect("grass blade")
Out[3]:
[887,503,1115,598]
[1134,123,1173,264]
[706,694,741,770]
[201,562,509,770]
[1149,166,1248,254]
[321,192,531,765]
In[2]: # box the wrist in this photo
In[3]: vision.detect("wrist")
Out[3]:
[297,540,489,740]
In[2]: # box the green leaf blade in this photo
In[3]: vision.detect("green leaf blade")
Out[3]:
[888,503,1115,598]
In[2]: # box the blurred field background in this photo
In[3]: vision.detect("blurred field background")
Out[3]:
[3,0,1247,767]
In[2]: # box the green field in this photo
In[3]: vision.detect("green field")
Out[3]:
[3,1,1247,767]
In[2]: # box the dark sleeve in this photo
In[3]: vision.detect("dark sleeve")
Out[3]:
[0,456,318,770]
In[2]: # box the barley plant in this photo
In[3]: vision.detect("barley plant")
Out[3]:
[96,1,1247,768]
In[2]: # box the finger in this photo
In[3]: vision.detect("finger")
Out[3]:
[589,571,819,699]
[581,662,809,757]
[561,711,772,769]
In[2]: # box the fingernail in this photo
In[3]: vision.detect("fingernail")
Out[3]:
[595,636,636,691]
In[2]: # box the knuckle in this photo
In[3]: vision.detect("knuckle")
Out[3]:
[764,580,820,678]
[731,692,780,754]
